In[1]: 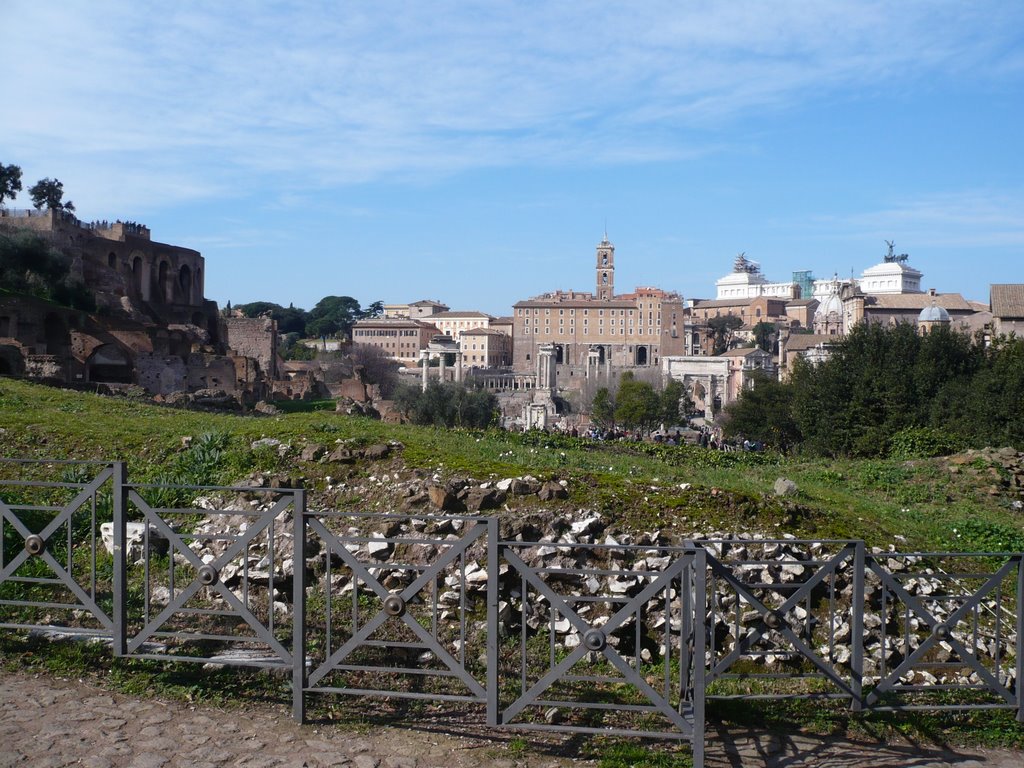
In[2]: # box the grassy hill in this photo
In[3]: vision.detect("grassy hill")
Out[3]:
[1,377,1022,552]
[2,377,1024,759]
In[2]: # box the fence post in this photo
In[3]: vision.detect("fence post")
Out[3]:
[111,461,127,657]
[851,541,865,712]
[1017,554,1023,723]
[486,516,498,727]
[692,547,706,768]
[292,489,307,723]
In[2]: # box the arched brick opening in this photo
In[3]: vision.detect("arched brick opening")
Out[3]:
[86,344,133,383]
[158,261,170,303]
[179,264,192,305]
[0,345,24,376]
[43,314,66,354]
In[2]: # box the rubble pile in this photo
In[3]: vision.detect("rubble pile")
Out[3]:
[155,498,1018,694]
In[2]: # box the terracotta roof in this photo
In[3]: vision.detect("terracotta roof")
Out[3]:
[784,334,838,351]
[693,297,787,309]
[353,317,438,328]
[409,299,448,308]
[991,284,1024,318]
[718,346,768,358]
[462,327,508,336]
[864,293,974,312]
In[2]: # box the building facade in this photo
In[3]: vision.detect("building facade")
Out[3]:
[991,284,1024,337]
[350,317,440,365]
[429,311,497,344]
[512,238,686,372]
[462,327,512,367]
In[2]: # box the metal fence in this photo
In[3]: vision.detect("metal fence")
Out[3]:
[1,460,1022,768]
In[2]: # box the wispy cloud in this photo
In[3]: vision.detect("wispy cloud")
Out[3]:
[3,1,1021,213]
[807,189,1024,248]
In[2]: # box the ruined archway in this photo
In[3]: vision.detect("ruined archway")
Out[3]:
[158,261,170,303]
[0,345,24,377]
[168,331,190,358]
[43,314,67,355]
[85,344,133,384]
[179,264,192,304]
[635,346,648,366]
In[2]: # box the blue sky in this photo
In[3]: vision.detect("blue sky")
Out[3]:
[3,1,1022,316]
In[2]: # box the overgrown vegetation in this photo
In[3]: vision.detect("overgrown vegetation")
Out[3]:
[724,324,1024,457]
[590,375,692,434]
[0,229,96,310]
[392,381,498,428]
[231,295,384,342]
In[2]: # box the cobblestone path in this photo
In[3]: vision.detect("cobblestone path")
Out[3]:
[1,671,1022,767]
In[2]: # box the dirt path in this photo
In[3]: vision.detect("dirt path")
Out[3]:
[1,671,1021,768]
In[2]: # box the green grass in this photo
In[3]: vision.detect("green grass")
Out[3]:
[2,377,1024,755]
[2,377,1023,552]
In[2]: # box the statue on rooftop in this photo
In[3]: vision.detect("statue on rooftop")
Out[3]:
[884,240,909,264]
[733,252,760,274]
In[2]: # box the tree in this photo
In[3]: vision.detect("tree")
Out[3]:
[722,371,800,452]
[614,372,660,433]
[591,387,615,430]
[394,382,497,428]
[349,343,400,398]
[660,378,691,426]
[236,301,308,335]
[28,178,74,213]
[0,163,22,208]
[752,321,776,354]
[360,300,384,319]
[707,315,743,355]
[306,295,363,339]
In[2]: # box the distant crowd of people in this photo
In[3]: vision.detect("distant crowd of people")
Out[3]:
[83,218,147,234]
[516,421,764,452]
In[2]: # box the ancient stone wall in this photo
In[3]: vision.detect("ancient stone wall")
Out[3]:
[222,317,278,380]
[135,353,189,394]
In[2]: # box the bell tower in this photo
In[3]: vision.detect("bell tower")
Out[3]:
[596,236,615,300]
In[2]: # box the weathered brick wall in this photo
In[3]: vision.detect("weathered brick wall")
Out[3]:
[222,317,277,379]
[135,353,188,394]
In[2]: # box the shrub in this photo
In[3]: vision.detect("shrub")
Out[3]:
[888,427,964,460]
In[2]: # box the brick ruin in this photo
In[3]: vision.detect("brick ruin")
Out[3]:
[0,209,313,404]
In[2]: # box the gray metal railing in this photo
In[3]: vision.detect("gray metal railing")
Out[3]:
[1,459,1022,768]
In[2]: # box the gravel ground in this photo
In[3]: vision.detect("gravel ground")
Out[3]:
[1,670,1022,768]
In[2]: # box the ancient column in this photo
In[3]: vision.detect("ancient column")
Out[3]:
[420,350,429,392]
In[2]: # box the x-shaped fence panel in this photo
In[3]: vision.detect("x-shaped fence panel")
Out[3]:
[5,455,1024,766]
[496,537,704,751]
[121,483,303,670]
[700,539,865,707]
[297,512,497,722]
[865,552,1023,718]
[0,459,122,637]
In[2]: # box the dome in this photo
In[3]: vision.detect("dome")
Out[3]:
[815,292,844,319]
[918,301,950,323]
